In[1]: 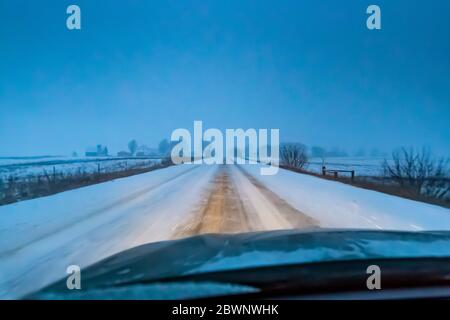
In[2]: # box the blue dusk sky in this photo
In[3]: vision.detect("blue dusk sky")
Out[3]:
[0,0,449,156]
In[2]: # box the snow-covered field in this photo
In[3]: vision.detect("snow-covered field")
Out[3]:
[306,157,388,176]
[0,156,70,166]
[0,156,126,166]
[0,156,162,182]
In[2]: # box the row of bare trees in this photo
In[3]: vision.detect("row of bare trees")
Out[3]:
[382,148,449,200]
[279,143,449,202]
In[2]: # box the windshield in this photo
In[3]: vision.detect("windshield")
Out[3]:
[0,0,449,301]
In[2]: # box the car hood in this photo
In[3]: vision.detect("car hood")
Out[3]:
[33,228,450,296]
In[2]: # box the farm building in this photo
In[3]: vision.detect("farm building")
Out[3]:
[117,151,132,157]
[135,145,158,157]
[85,145,109,157]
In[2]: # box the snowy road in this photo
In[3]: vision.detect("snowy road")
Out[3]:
[1,163,450,298]
[173,166,319,238]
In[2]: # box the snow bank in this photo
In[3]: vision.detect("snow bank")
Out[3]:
[0,164,216,298]
[0,165,190,254]
[241,164,450,231]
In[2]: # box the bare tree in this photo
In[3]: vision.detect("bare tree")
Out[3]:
[423,158,450,199]
[383,147,449,199]
[128,139,138,156]
[280,143,308,169]
[158,139,170,155]
[0,177,4,199]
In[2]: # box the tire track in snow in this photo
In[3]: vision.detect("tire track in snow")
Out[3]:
[234,165,319,229]
[173,165,319,239]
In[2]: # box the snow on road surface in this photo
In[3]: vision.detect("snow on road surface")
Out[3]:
[241,163,450,231]
[1,163,450,298]
[174,165,318,238]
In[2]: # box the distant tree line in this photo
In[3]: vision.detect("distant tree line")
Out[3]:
[114,139,175,157]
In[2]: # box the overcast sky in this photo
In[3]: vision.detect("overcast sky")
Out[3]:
[0,0,449,157]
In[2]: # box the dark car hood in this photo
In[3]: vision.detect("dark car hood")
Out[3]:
[32,228,450,297]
